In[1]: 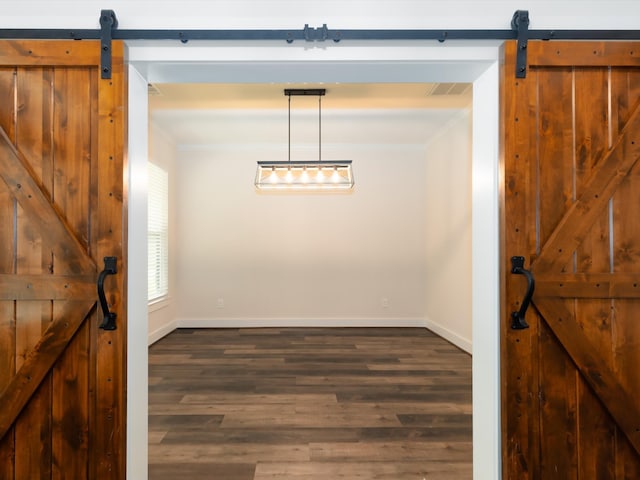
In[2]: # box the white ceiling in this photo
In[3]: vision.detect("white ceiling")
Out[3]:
[149,82,472,147]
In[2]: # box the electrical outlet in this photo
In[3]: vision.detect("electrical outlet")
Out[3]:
[216,297,224,308]
[381,297,389,308]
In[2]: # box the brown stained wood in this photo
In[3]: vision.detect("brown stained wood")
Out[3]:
[535,273,640,298]
[0,300,94,440]
[93,39,126,480]
[52,68,92,260]
[536,67,575,252]
[14,124,54,480]
[534,298,640,455]
[0,68,16,141]
[0,302,15,479]
[0,65,15,480]
[502,40,640,480]
[501,41,540,480]
[528,42,640,68]
[610,68,640,472]
[577,375,616,480]
[15,376,53,480]
[16,67,53,190]
[52,316,90,480]
[0,126,95,274]
[537,321,578,479]
[253,462,470,480]
[532,97,640,274]
[0,40,127,479]
[0,40,100,66]
[149,328,472,480]
[0,274,96,300]
[570,71,618,476]
[534,66,580,477]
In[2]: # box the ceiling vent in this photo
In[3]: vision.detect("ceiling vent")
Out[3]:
[427,83,471,96]
[148,83,163,96]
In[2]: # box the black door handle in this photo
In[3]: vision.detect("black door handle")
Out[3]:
[510,256,534,330]
[97,256,117,330]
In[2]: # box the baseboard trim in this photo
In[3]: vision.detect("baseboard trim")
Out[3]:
[176,317,428,329]
[423,317,472,354]
[148,320,178,346]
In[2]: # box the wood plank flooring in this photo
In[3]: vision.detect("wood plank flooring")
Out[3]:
[148,328,472,480]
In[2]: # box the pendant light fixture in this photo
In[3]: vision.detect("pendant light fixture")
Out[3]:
[255,88,354,191]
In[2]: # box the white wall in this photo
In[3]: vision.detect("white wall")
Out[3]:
[3,1,639,29]
[147,122,179,343]
[171,107,472,331]
[424,110,472,351]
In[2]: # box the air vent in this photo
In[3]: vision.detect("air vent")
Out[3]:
[427,83,471,96]
[148,83,163,96]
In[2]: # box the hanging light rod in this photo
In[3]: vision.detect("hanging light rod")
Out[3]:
[255,88,354,191]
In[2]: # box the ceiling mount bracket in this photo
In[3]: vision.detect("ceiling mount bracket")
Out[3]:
[511,10,530,78]
[284,88,326,96]
[303,24,329,42]
[99,9,118,79]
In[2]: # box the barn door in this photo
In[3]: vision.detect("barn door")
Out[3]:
[0,41,126,479]
[501,40,640,479]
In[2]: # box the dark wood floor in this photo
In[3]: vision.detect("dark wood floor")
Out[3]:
[148,327,472,480]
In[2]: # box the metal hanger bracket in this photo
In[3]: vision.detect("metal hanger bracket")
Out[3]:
[99,9,118,79]
[511,10,530,78]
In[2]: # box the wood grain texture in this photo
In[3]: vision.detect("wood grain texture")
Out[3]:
[0,40,127,479]
[500,41,541,480]
[149,328,472,480]
[0,125,95,274]
[502,40,640,479]
[92,39,126,480]
[0,65,16,480]
[528,42,640,67]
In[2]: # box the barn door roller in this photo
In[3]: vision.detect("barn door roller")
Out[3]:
[511,10,529,78]
[99,9,118,79]
[510,256,534,330]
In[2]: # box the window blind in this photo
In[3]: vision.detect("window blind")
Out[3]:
[148,163,168,302]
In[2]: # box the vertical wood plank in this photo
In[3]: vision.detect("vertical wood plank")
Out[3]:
[0,65,16,480]
[0,68,16,140]
[611,67,640,477]
[501,41,540,480]
[92,41,126,480]
[49,66,93,480]
[14,66,54,480]
[52,314,90,480]
[535,66,579,478]
[538,317,578,479]
[577,377,616,479]
[52,68,92,258]
[573,67,617,478]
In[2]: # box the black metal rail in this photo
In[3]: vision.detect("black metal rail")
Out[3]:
[0,9,638,79]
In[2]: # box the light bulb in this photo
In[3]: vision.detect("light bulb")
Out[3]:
[301,168,309,184]
[285,168,293,183]
[269,167,277,183]
[331,167,340,183]
[316,168,325,182]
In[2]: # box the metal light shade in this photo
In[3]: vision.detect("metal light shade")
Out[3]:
[255,160,353,190]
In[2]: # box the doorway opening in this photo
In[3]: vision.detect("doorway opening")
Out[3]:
[126,40,501,479]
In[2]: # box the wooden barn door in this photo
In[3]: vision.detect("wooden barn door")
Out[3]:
[0,41,126,479]
[501,40,640,479]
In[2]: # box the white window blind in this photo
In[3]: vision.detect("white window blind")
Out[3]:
[148,163,168,302]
